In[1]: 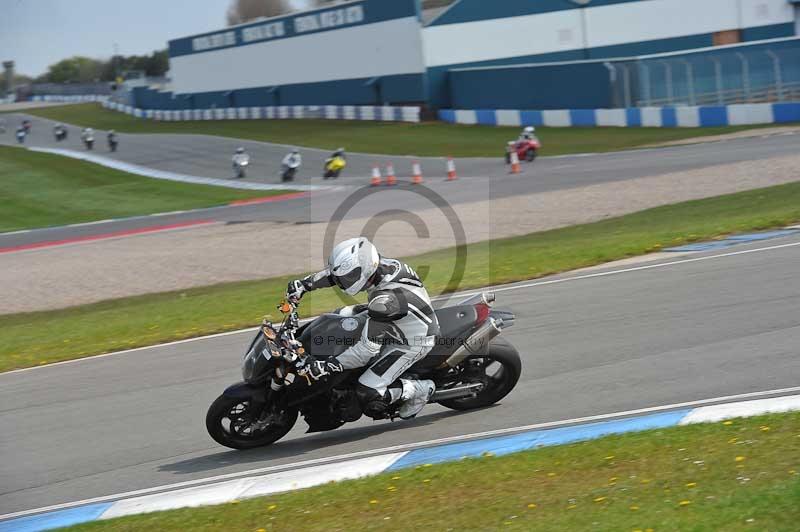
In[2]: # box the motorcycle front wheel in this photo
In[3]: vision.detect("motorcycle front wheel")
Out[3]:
[206,394,298,449]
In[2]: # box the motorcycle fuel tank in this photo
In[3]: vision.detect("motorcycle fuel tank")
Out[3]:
[298,313,367,359]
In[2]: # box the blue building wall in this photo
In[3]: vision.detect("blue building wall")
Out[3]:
[425,0,797,108]
[450,62,615,110]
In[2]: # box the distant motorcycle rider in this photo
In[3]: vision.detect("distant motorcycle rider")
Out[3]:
[107,130,118,151]
[518,126,537,142]
[329,147,346,161]
[282,148,301,169]
[287,238,438,420]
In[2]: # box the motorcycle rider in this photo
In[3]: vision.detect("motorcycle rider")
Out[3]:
[518,126,537,142]
[287,238,438,420]
[232,147,249,177]
[107,130,118,151]
[282,148,301,169]
[53,123,67,141]
[329,147,346,161]
[81,127,95,149]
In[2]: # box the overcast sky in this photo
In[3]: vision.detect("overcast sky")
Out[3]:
[1,0,311,77]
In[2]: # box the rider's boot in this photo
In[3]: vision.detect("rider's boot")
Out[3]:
[397,379,435,420]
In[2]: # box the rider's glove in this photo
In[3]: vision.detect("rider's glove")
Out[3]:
[286,280,307,302]
[304,358,343,381]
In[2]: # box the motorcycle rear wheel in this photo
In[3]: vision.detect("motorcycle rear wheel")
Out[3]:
[206,394,298,449]
[437,336,521,411]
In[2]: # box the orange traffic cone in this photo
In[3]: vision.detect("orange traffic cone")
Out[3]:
[370,165,382,186]
[509,150,521,174]
[386,163,397,186]
[446,156,457,181]
[411,161,423,184]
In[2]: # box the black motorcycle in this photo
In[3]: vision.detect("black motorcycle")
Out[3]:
[206,292,520,449]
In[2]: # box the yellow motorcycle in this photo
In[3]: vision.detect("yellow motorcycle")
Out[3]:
[323,155,346,179]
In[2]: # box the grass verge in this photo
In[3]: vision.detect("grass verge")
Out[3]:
[0,146,289,232]
[16,103,790,158]
[2,181,800,372]
[66,411,800,531]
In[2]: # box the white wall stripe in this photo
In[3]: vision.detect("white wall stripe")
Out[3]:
[542,109,570,127]
[496,109,522,126]
[676,106,700,127]
[595,108,627,127]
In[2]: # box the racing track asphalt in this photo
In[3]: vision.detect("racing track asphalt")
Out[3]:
[2,232,799,515]
[1,112,799,249]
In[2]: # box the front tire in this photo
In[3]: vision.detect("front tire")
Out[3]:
[438,336,521,410]
[526,148,537,162]
[206,394,298,450]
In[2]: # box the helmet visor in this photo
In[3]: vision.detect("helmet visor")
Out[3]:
[334,267,362,292]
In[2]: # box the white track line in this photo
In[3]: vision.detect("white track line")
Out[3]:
[2,385,798,522]
[4,237,799,377]
[449,239,800,300]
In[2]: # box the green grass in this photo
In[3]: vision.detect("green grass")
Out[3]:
[18,103,790,157]
[2,180,800,372]
[0,146,290,232]
[65,411,800,531]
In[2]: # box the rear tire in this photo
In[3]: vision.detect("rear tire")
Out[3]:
[438,336,521,410]
[206,394,298,450]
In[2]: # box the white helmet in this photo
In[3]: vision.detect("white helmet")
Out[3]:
[524,126,535,134]
[327,237,379,296]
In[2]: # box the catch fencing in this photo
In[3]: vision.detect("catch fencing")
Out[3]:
[610,37,800,108]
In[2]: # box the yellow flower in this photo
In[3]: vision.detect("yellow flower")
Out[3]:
[630,505,640,511]
[760,426,770,432]
[527,503,537,509]
[391,476,401,480]
[605,455,615,460]
[423,479,431,483]
[641,479,652,484]
[594,496,607,503]
[735,456,746,462]
[567,504,577,510]
[609,477,619,482]
[256,529,266,532]
[369,500,379,505]
[547,472,556,477]
[686,482,697,488]
[723,420,733,425]
[728,437,738,444]
[387,486,397,491]
[267,504,278,511]
[422,463,433,468]
[679,500,692,506]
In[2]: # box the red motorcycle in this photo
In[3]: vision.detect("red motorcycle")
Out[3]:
[505,137,541,163]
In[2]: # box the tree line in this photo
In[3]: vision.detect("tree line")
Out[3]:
[35,50,169,84]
